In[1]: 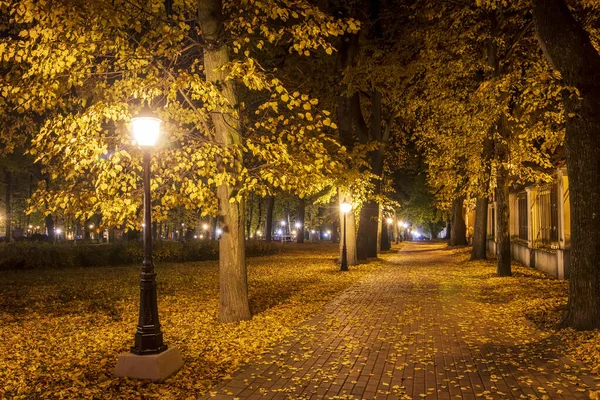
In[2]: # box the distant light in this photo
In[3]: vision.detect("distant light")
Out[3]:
[194,235,198,239]
[216,228,223,235]
[324,232,329,237]
[89,224,94,229]
[386,218,393,224]
[181,223,185,226]
[340,202,352,214]
[56,228,62,234]
[280,220,286,226]
[295,222,302,228]
[256,230,262,236]
[291,230,297,235]
[311,230,316,234]
[277,229,283,235]
[326,230,331,234]
[28,225,33,229]
[202,223,209,230]
[142,223,146,228]
[250,234,254,238]
[398,221,403,227]
[199,234,204,239]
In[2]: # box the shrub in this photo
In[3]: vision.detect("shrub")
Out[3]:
[0,239,281,270]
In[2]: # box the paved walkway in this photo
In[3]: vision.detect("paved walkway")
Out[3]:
[203,242,596,399]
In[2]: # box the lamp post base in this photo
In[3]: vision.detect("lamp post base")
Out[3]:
[114,347,183,381]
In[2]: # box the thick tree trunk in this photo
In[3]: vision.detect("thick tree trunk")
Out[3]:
[449,197,467,246]
[198,0,250,322]
[495,166,511,276]
[534,0,600,329]
[495,117,512,276]
[4,170,11,240]
[338,191,357,265]
[357,201,378,260]
[380,218,390,251]
[331,216,339,243]
[45,214,54,241]
[265,195,274,242]
[471,197,489,260]
[296,197,305,243]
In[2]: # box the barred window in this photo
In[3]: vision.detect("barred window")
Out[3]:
[518,194,528,241]
[536,185,559,247]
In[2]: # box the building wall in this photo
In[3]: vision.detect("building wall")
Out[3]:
[487,168,570,280]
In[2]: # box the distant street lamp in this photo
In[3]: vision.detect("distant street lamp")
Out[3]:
[114,108,182,381]
[340,201,352,271]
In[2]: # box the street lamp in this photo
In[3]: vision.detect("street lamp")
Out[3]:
[340,201,352,271]
[114,108,182,381]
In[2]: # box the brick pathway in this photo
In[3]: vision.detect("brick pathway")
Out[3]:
[203,242,597,399]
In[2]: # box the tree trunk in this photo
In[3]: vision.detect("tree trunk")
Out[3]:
[495,117,512,277]
[445,221,451,241]
[45,214,54,241]
[534,0,600,329]
[4,169,11,240]
[380,218,390,251]
[449,197,467,246]
[331,216,339,243]
[357,201,378,260]
[296,197,305,244]
[376,205,382,253]
[339,191,357,265]
[471,197,489,260]
[255,196,262,235]
[198,0,250,322]
[265,195,274,242]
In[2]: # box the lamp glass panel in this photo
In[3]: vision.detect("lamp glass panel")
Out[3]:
[132,117,161,146]
[340,202,352,213]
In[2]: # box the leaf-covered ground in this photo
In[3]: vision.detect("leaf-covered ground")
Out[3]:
[206,242,600,399]
[0,243,379,399]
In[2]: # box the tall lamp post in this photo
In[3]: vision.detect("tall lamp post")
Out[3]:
[340,201,352,271]
[114,108,183,381]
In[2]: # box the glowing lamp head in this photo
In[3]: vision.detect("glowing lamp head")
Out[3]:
[131,108,161,147]
[340,202,352,214]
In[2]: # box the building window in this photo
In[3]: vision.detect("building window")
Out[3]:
[518,193,528,241]
[535,184,559,247]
